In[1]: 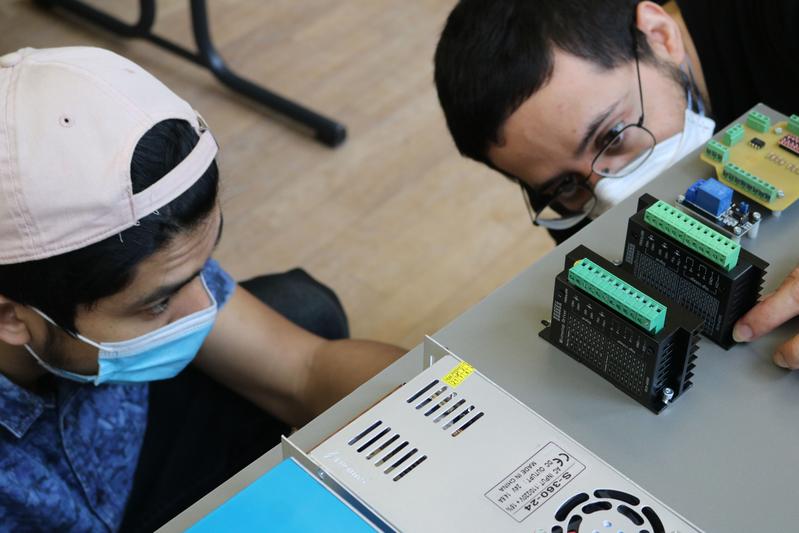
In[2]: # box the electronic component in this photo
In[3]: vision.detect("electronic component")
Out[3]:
[623,194,768,349]
[678,178,760,240]
[645,200,740,270]
[746,110,771,133]
[249,338,706,532]
[700,108,799,212]
[568,258,667,333]
[683,178,732,218]
[541,245,701,414]
[723,123,744,146]
[779,133,799,157]
[704,139,729,163]
[722,162,780,203]
[739,201,750,215]
[789,114,799,135]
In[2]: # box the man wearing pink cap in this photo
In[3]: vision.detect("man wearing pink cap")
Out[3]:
[0,46,403,531]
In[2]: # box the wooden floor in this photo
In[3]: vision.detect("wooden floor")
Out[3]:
[0,0,554,348]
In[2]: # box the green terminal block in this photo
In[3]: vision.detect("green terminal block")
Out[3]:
[568,258,667,334]
[722,162,778,203]
[723,123,744,146]
[705,139,729,163]
[789,114,799,136]
[746,110,771,133]
[644,200,741,271]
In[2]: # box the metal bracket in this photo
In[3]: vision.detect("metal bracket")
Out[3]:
[280,436,394,532]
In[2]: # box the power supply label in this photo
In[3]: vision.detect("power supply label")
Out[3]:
[485,442,585,522]
[442,361,474,388]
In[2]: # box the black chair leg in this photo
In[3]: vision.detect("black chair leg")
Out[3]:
[36,0,348,147]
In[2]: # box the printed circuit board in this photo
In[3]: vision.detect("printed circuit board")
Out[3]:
[701,111,799,212]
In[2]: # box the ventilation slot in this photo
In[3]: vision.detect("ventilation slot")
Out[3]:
[415,386,448,410]
[617,504,644,525]
[423,392,457,416]
[555,492,589,521]
[641,506,665,533]
[383,448,418,475]
[348,420,382,446]
[356,426,392,453]
[442,405,475,430]
[567,514,582,531]
[583,501,612,514]
[451,411,484,437]
[392,454,427,482]
[593,489,640,506]
[344,414,430,482]
[433,398,466,423]
[365,434,400,460]
[416,384,487,433]
[406,379,439,404]
[374,441,409,467]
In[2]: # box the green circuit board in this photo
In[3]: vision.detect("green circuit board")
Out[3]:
[700,111,799,212]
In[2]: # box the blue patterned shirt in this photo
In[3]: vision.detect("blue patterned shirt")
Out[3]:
[0,259,235,532]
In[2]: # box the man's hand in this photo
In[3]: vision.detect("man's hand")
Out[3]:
[733,265,799,368]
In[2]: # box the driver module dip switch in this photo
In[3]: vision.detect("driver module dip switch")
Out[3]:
[540,245,702,414]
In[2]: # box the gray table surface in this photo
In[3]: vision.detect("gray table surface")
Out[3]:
[163,104,799,532]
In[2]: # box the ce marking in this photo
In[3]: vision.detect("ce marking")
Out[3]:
[553,453,570,467]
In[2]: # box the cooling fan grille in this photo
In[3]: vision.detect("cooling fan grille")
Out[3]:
[550,488,665,533]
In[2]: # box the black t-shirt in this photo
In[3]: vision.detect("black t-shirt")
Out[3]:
[677,0,799,129]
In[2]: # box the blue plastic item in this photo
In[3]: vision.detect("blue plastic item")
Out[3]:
[739,201,750,215]
[684,178,733,218]
[188,459,373,533]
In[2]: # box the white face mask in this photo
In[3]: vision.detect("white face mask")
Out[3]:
[592,106,715,217]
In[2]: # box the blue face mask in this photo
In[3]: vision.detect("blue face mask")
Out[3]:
[24,277,218,385]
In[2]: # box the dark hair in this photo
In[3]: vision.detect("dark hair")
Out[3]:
[0,119,219,333]
[434,0,655,165]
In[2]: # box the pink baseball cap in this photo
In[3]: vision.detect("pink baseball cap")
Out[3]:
[0,46,218,265]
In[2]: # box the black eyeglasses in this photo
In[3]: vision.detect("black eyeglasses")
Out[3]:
[522,39,656,230]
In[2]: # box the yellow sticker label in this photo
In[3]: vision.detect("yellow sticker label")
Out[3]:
[442,361,475,388]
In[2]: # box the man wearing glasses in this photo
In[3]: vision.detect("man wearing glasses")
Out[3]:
[434,0,799,368]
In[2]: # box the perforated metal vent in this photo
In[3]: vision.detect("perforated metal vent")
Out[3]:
[551,488,665,533]
[632,248,721,329]
[347,420,427,482]
[407,379,485,437]
[564,311,647,393]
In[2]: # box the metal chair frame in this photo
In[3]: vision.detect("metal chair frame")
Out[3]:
[37,0,347,147]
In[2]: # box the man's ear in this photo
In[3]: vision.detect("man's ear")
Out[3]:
[0,295,32,346]
[635,1,686,65]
